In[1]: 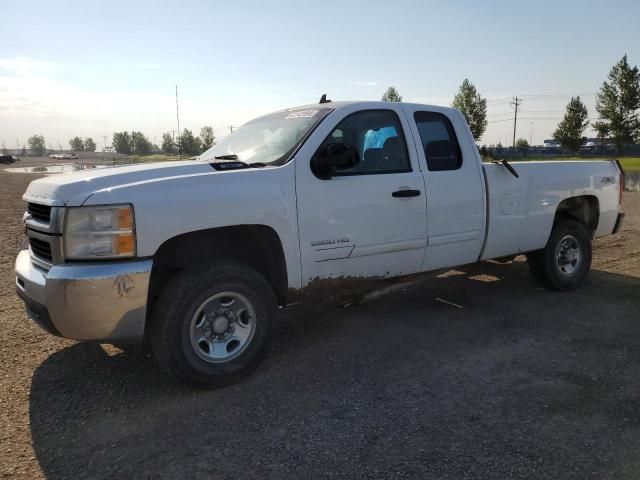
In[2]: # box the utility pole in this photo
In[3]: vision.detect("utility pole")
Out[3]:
[176,85,181,159]
[510,96,522,148]
[228,125,234,133]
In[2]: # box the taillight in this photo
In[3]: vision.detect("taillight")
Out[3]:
[615,159,625,206]
[620,173,624,205]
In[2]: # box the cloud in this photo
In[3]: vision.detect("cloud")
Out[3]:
[404,96,451,106]
[354,81,378,87]
[135,63,162,70]
[0,57,60,77]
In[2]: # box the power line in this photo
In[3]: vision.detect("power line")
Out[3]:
[519,92,597,98]
[488,116,600,123]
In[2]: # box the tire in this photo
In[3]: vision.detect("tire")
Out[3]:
[527,218,592,291]
[149,261,276,388]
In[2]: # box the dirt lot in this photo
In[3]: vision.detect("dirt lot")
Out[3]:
[1,162,639,479]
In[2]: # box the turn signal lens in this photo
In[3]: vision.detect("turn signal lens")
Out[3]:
[117,207,134,229]
[115,233,135,255]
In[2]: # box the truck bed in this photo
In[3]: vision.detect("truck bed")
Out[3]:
[480,160,621,260]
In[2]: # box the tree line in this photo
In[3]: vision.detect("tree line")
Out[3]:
[14,127,216,158]
[15,55,638,158]
[69,137,97,152]
[109,126,216,156]
[381,54,640,154]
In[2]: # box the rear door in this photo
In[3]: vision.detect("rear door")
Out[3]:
[295,103,427,285]
[402,106,486,270]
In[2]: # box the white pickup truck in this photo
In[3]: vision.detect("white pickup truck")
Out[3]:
[15,101,625,386]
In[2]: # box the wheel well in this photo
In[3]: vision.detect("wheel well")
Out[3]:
[148,225,288,313]
[555,195,599,234]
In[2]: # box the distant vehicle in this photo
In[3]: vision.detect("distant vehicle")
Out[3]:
[49,153,78,160]
[0,155,19,164]
[16,101,626,387]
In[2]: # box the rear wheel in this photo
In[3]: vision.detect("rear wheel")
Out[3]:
[150,262,276,387]
[527,218,592,291]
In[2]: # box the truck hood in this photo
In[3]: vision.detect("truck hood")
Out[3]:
[22,161,216,206]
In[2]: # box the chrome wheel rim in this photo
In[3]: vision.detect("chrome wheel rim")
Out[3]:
[189,291,256,363]
[555,234,582,276]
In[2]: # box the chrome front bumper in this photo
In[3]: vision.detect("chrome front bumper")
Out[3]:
[15,249,152,342]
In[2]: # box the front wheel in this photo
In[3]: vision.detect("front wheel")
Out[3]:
[150,262,276,387]
[527,218,592,291]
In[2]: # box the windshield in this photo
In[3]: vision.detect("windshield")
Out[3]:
[200,107,333,166]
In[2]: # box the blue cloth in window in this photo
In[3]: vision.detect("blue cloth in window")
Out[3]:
[364,127,398,151]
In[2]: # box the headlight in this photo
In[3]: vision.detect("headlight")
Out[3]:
[64,205,136,259]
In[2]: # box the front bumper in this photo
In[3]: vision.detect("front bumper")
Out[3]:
[15,249,152,342]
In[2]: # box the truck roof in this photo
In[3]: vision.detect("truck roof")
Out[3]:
[274,101,460,121]
[285,100,456,111]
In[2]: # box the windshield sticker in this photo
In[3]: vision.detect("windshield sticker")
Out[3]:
[285,109,318,119]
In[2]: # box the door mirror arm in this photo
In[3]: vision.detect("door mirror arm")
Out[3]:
[311,143,360,179]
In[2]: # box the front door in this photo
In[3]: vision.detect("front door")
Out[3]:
[295,103,427,286]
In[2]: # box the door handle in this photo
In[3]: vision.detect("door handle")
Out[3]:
[392,189,421,198]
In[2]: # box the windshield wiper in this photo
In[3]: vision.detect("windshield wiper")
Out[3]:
[210,159,250,171]
[214,154,238,160]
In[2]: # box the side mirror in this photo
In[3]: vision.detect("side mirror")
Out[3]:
[312,143,359,179]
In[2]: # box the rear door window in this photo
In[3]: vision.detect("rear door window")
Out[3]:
[414,112,462,171]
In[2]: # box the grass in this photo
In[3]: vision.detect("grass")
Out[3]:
[618,157,640,171]
[487,156,640,171]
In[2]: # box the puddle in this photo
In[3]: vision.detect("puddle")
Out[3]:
[626,171,640,192]
[5,163,112,175]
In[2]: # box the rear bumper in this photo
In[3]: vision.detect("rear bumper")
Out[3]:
[613,212,625,234]
[15,249,152,342]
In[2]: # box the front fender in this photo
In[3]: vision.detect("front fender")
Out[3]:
[84,162,302,289]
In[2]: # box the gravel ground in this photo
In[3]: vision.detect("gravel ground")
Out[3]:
[1,161,639,479]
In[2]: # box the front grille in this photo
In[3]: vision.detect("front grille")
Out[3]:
[27,203,52,223]
[29,237,53,262]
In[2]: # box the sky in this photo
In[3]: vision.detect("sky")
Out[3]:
[2,0,639,150]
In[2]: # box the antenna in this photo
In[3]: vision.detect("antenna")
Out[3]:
[176,85,181,159]
[319,94,331,104]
